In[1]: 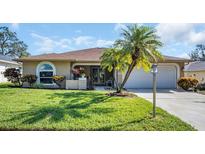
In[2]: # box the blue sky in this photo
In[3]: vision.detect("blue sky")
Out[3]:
[1,23,205,58]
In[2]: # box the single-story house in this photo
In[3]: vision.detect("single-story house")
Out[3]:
[184,61,205,83]
[18,47,191,89]
[0,54,21,82]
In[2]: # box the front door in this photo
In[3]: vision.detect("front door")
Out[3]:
[91,67,105,85]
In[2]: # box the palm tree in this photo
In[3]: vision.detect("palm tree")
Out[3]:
[114,24,163,93]
[100,48,130,92]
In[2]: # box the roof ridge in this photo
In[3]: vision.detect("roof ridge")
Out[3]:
[61,47,107,54]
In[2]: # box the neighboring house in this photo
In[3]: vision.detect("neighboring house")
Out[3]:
[184,61,205,83]
[18,47,191,89]
[0,54,21,82]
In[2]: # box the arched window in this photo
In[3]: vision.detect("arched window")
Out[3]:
[36,62,56,84]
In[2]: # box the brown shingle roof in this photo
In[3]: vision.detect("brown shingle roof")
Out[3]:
[18,48,106,62]
[18,47,191,62]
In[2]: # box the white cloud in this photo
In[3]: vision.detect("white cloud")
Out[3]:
[11,23,19,30]
[31,33,72,53]
[75,30,82,33]
[189,30,205,44]
[114,23,127,32]
[95,39,114,47]
[156,23,205,45]
[73,36,94,46]
[31,33,114,53]
[156,23,194,43]
[73,36,114,47]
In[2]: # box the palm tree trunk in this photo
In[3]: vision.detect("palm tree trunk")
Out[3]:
[117,59,136,93]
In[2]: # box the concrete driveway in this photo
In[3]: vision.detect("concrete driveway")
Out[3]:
[129,89,205,131]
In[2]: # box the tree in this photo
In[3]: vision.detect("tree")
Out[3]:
[3,68,21,86]
[0,26,30,58]
[102,24,163,93]
[100,48,131,92]
[189,44,205,61]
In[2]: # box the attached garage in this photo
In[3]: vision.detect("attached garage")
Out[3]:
[124,64,179,89]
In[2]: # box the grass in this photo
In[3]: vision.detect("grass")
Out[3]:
[0,83,195,131]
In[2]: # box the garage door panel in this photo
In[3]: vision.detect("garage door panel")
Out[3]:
[124,65,177,89]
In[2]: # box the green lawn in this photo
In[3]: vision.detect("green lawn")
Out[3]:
[0,83,195,131]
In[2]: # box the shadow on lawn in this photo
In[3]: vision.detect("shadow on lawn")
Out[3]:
[8,91,114,124]
[93,118,149,131]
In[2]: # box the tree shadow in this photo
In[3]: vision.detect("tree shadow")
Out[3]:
[6,91,113,124]
[93,118,148,131]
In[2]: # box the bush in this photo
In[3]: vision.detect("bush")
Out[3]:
[0,82,15,88]
[3,68,21,86]
[21,74,37,87]
[52,75,65,88]
[177,77,199,91]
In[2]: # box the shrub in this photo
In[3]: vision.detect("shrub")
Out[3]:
[52,75,65,88]
[0,82,14,88]
[177,77,199,91]
[21,74,37,87]
[3,68,21,86]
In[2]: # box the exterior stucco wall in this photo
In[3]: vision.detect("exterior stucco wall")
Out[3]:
[22,61,71,88]
[185,71,205,83]
[22,61,38,75]
[22,61,185,88]
[23,61,71,79]
[177,62,185,77]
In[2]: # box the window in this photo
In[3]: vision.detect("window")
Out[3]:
[37,62,56,84]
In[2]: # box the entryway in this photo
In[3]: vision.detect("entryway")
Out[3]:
[90,66,113,86]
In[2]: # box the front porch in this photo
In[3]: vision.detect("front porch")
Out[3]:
[66,63,114,90]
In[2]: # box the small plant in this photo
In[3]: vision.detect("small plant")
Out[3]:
[3,68,21,86]
[21,74,37,87]
[52,75,65,88]
[177,77,199,91]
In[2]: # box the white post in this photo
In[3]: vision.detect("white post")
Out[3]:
[151,64,158,118]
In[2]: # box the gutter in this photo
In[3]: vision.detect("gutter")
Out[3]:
[0,59,21,65]
[16,58,101,63]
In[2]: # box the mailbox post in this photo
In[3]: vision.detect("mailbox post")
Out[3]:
[151,64,158,118]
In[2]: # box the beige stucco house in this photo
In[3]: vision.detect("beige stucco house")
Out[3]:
[18,47,191,89]
[184,61,205,83]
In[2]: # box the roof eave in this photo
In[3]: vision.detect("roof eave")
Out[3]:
[17,58,101,63]
[0,59,21,65]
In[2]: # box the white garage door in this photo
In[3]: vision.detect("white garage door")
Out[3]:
[124,65,177,89]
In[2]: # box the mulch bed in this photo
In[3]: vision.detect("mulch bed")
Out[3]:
[106,91,137,97]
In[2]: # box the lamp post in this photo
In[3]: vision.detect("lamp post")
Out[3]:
[151,64,158,118]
